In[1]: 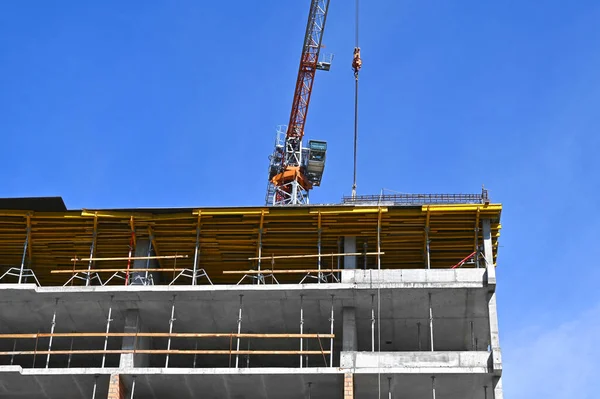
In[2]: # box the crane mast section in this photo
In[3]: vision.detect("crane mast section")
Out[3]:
[286,0,331,146]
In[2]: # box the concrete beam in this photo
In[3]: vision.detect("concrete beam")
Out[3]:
[340,351,491,374]
[487,292,502,373]
[341,269,486,288]
[493,376,503,399]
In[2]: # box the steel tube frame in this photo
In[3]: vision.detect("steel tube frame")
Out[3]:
[165,295,177,367]
[431,376,436,399]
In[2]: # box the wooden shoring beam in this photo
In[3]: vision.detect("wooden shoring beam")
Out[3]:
[224,269,345,275]
[52,268,186,274]
[0,349,331,356]
[0,332,334,339]
[70,255,188,262]
[248,251,383,261]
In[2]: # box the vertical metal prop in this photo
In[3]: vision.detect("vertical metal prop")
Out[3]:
[363,242,368,270]
[317,213,322,283]
[235,295,243,368]
[144,235,153,284]
[165,295,177,367]
[129,376,136,399]
[10,339,16,365]
[417,322,422,351]
[91,375,98,399]
[388,377,392,399]
[431,376,436,399]
[257,228,263,284]
[371,294,375,352]
[329,295,334,367]
[484,385,488,399]
[67,335,74,368]
[86,216,98,286]
[18,228,29,284]
[102,296,114,368]
[45,298,59,368]
[425,228,431,270]
[429,293,434,351]
[192,214,201,285]
[300,295,304,368]
[377,210,382,270]
[470,321,475,350]
[308,382,312,399]
[193,342,198,368]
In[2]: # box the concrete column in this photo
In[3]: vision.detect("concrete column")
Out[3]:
[488,291,502,371]
[342,307,358,351]
[344,237,357,269]
[107,374,126,399]
[130,239,160,285]
[344,373,354,399]
[482,220,495,286]
[119,310,150,368]
[493,376,503,399]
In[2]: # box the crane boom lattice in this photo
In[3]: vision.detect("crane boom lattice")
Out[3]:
[266,0,332,206]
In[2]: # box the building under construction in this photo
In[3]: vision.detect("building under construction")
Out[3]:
[0,193,504,398]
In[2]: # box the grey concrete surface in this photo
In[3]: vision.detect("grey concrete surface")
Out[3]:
[340,351,491,373]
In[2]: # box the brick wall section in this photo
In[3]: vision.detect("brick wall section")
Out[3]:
[107,374,126,399]
[344,373,354,399]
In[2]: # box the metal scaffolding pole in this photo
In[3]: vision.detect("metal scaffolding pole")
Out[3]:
[192,214,201,285]
[429,293,434,351]
[235,295,243,368]
[91,375,98,399]
[471,321,475,350]
[417,322,422,351]
[431,376,436,399]
[129,376,136,399]
[86,217,98,287]
[67,335,74,368]
[425,228,431,270]
[317,213,322,283]
[17,227,29,284]
[165,295,177,367]
[329,295,334,367]
[484,385,488,399]
[10,340,16,365]
[45,299,59,368]
[101,296,113,368]
[371,294,375,352]
[388,377,392,399]
[300,295,304,368]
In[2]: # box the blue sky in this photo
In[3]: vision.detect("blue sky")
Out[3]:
[1,1,599,396]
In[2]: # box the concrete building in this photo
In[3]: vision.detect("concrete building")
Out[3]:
[0,194,503,398]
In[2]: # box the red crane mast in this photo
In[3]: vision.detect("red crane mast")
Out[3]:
[266,0,332,205]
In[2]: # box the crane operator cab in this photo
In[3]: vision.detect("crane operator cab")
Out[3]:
[305,140,327,186]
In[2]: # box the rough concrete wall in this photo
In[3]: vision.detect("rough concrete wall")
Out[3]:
[107,374,125,399]
[344,373,354,399]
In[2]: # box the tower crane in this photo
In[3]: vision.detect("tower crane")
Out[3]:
[265,0,332,205]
